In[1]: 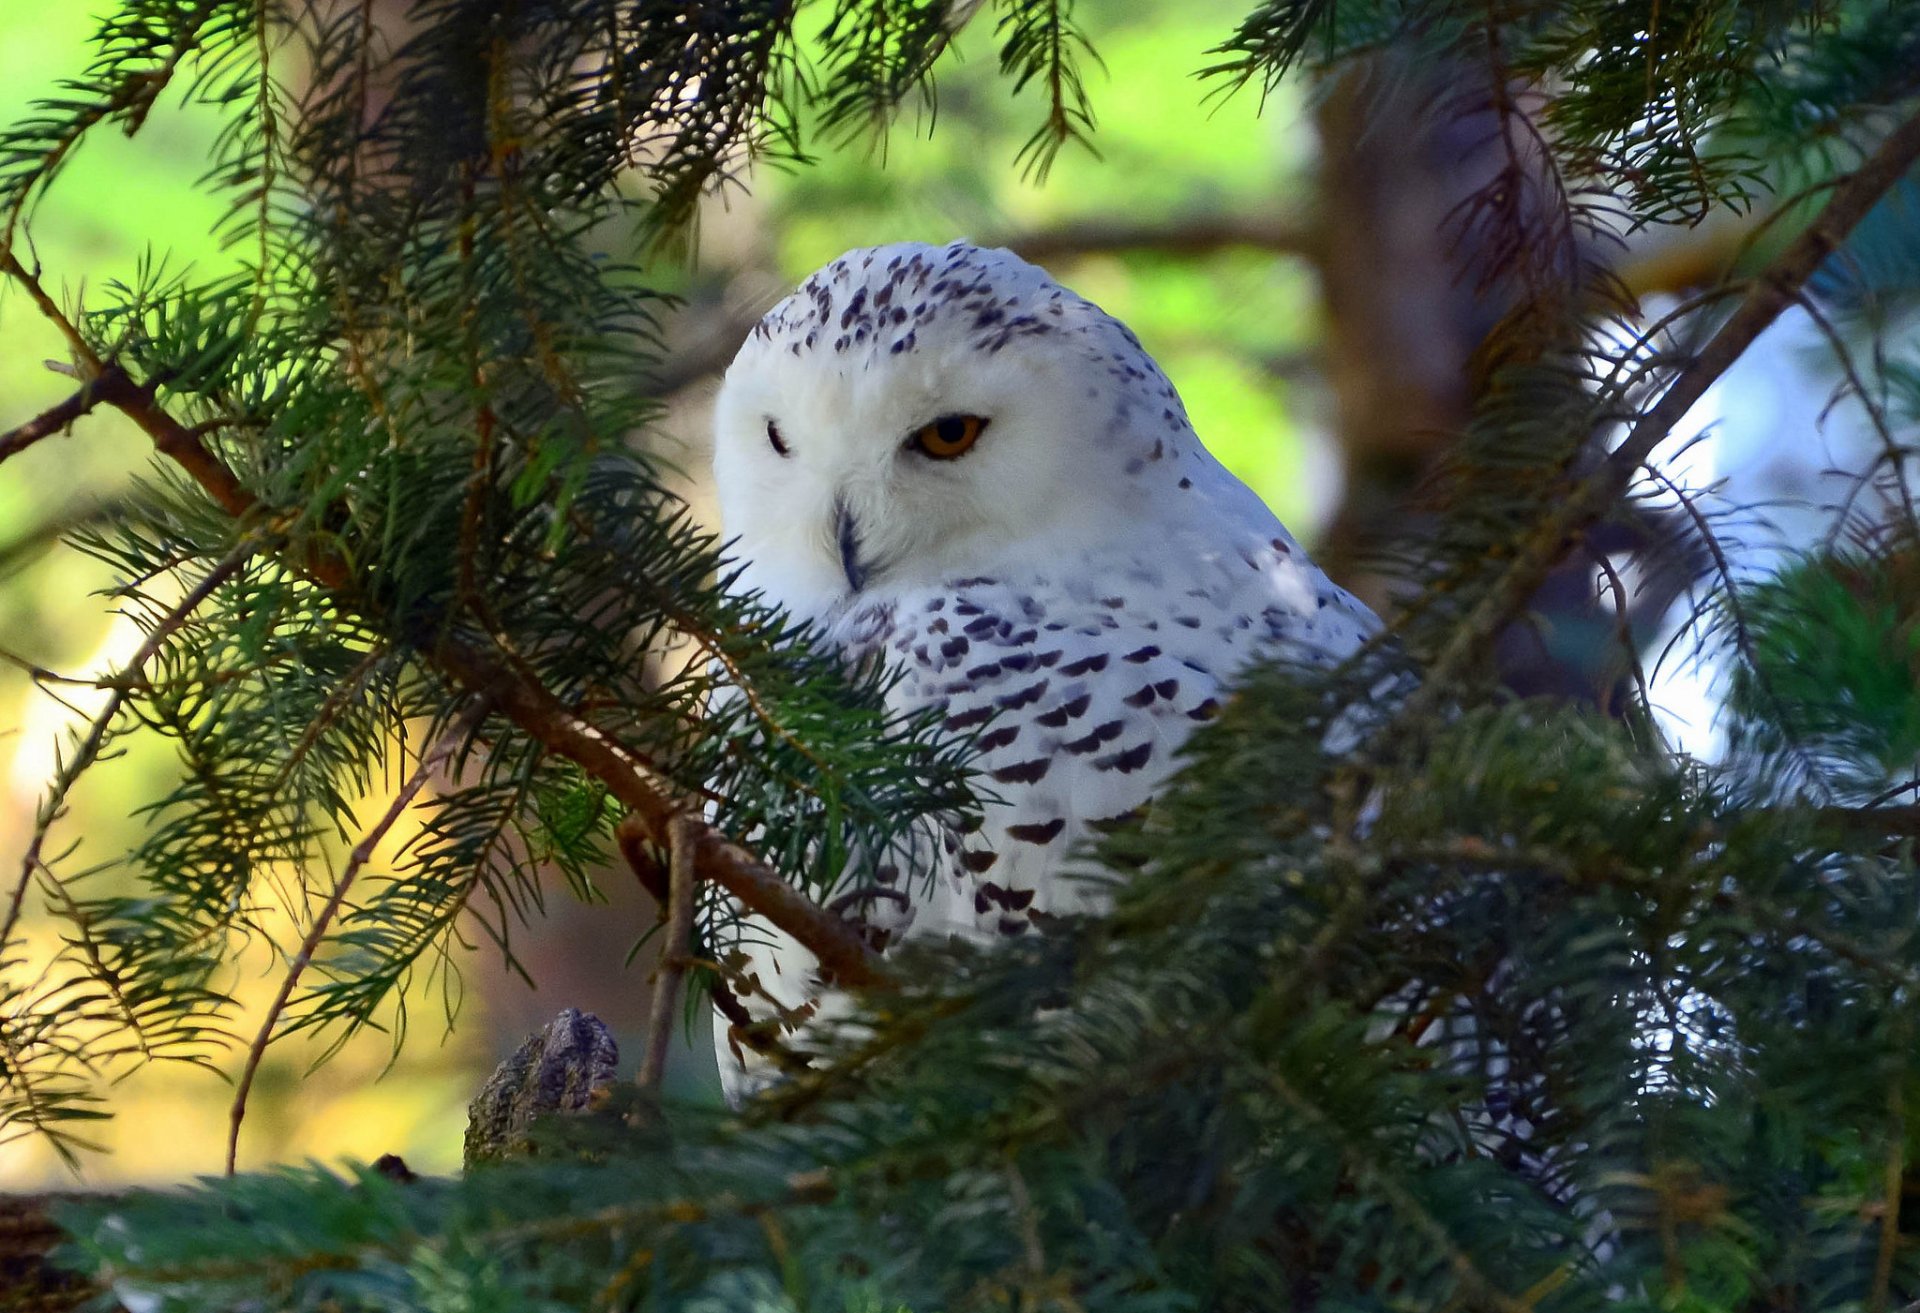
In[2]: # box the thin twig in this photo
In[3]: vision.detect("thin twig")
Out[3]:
[2,539,262,960]
[637,813,699,1092]
[1405,108,1920,718]
[1587,546,1661,734]
[999,212,1315,264]
[1790,289,1920,544]
[225,698,489,1175]
[0,252,99,368]
[0,645,125,691]
[643,212,1315,399]
[0,366,124,464]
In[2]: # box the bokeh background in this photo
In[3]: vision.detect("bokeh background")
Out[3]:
[0,1,1895,1189]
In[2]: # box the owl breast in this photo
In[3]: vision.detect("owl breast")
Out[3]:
[830,532,1379,944]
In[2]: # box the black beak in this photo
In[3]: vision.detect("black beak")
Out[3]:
[835,499,867,593]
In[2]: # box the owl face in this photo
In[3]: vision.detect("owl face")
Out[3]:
[712,242,1199,621]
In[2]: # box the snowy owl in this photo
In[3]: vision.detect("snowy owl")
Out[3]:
[709,240,1380,1096]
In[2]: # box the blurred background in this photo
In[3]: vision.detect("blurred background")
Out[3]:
[0,1,1898,1188]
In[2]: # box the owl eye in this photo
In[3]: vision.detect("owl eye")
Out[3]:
[766,419,791,457]
[909,413,988,460]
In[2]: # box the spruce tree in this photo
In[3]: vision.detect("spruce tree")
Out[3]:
[1,1,1918,1308]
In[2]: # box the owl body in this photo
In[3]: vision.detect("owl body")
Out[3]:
[709,241,1378,1095]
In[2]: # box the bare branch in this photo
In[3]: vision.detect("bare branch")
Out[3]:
[644,213,1313,399]
[0,252,100,369]
[0,367,122,465]
[998,212,1316,265]
[637,814,699,1092]
[1809,804,1920,841]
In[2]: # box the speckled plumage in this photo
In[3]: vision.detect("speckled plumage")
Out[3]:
[709,241,1379,1098]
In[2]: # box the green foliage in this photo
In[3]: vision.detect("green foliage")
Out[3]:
[1729,548,1920,799]
[1,0,980,1162]
[55,688,1920,1309]
[2,0,1920,1308]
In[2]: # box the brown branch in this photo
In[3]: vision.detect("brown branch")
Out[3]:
[0,252,99,369]
[615,819,814,1076]
[1409,108,1920,712]
[644,213,1314,399]
[636,814,699,1092]
[0,251,271,534]
[1809,804,1920,841]
[0,367,123,464]
[996,212,1316,265]
[87,367,267,530]
[430,634,889,989]
[224,699,488,1175]
[2,220,889,1007]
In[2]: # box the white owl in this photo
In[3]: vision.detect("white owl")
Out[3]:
[709,241,1380,1097]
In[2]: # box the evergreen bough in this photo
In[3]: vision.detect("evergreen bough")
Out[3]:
[0,1,1917,1308]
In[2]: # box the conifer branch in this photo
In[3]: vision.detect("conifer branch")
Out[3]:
[1408,106,1920,714]
[0,251,273,534]
[428,635,891,989]
[3,537,262,961]
[0,251,99,370]
[225,699,488,1177]
[1259,1064,1531,1313]
[0,244,890,992]
[0,369,119,465]
[1812,804,1920,840]
[86,365,274,531]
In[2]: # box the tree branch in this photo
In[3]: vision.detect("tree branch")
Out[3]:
[0,252,99,368]
[430,634,890,989]
[996,212,1317,264]
[87,366,269,530]
[636,814,699,1092]
[2,539,262,961]
[0,246,888,993]
[225,700,489,1176]
[1409,108,1920,710]
[0,367,123,465]
[643,213,1314,399]
[1810,804,1920,842]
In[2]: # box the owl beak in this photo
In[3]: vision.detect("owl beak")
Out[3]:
[834,498,868,593]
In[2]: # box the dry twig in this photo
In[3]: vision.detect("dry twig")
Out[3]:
[636,814,699,1092]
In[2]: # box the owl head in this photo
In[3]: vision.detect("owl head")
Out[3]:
[712,241,1223,621]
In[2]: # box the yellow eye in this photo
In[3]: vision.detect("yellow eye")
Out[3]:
[910,413,988,460]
